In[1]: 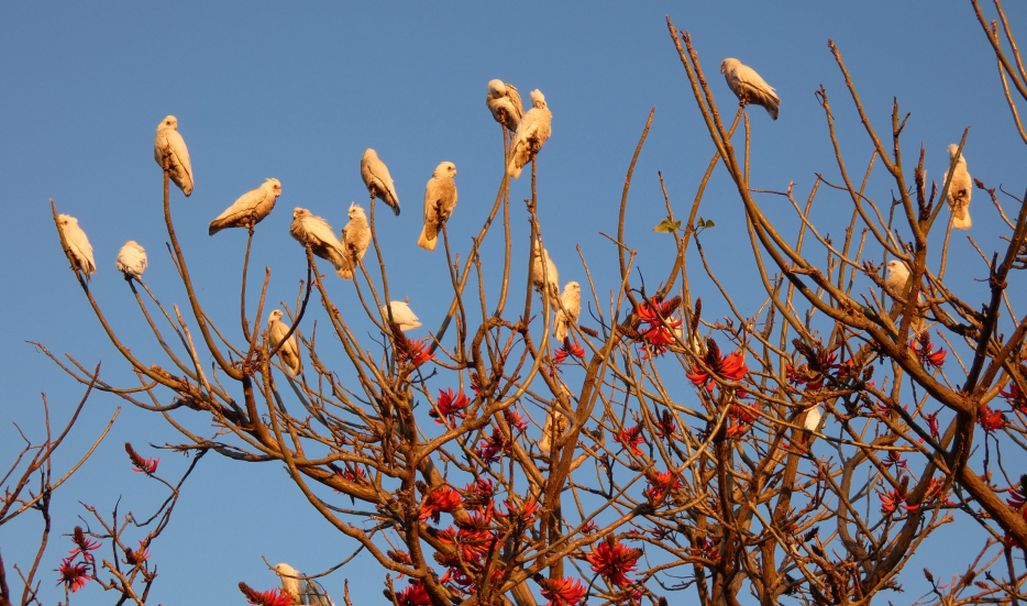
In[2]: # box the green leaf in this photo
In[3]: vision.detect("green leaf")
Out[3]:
[697,217,716,230]
[653,217,682,233]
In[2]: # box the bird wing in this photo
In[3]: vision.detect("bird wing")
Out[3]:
[363,156,400,213]
[302,579,336,606]
[211,186,264,224]
[167,129,194,185]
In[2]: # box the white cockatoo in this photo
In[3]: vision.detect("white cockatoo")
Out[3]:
[417,161,458,251]
[338,203,371,280]
[507,89,552,179]
[267,309,301,376]
[115,240,147,280]
[538,409,568,456]
[153,115,194,196]
[803,404,822,432]
[720,58,780,120]
[289,207,348,275]
[942,144,972,230]
[382,300,422,332]
[884,260,911,299]
[486,79,524,132]
[360,148,400,216]
[208,178,282,235]
[273,563,335,606]
[57,214,96,279]
[531,240,560,305]
[554,281,581,341]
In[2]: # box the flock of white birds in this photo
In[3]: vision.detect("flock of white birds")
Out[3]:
[53,65,975,596]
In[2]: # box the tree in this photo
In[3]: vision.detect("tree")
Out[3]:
[20,2,1027,604]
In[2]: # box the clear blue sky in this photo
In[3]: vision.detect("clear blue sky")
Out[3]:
[2,2,1024,604]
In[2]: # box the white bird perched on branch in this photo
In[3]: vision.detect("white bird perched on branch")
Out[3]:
[417,161,458,251]
[885,260,925,332]
[289,207,348,276]
[943,144,972,230]
[486,79,524,132]
[208,178,282,236]
[720,58,780,120]
[382,300,422,332]
[554,281,581,342]
[338,203,370,280]
[507,89,552,179]
[57,214,96,279]
[531,240,560,306]
[360,148,400,216]
[267,309,301,376]
[153,115,194,196]
[803,405,822,432]
[273,563,335,606]
[115,240,147,280]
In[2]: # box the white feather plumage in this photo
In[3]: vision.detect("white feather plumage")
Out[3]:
[57,214,96,279]
[289,207,348,274]
[338,203,370,280]
[418,161,458,251]
[360,148,400,215]
[507,89,552,179]
[554,281,581,341]
[115,240,147,280]
[720,58,780,120]
[268,309,301,376]
[153,115,194,196]
[209,178,282,235]
[531,241,560,306]
[943,144,972,230]
[273,563,335,606]
[486,79,524,131]
[382,300,422,332]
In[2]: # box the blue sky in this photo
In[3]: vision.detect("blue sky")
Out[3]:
[2,2,1025,604]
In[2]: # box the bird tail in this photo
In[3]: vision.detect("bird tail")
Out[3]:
[417,225,437,251]
[387,193,401,216]
[336,261,354,280]
[952,206,972,230]
[506,152,525,179]
[554,319,567,342]
[208,220,223,236]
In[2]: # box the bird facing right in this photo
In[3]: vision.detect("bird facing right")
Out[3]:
[153,115,194,196]
[943,144,972,230]
[720,58,780,120]
[530,240,560,306]
[417,161,458,251]
[554,281,581,342]
[57,214,96,279]
[267,309,301,376]
[208,178,282,236]
[338,203,370,280]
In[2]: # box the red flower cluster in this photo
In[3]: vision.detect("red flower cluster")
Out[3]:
[687,346,748,391]
[786,350,838,391]
[393,581,431,606]
[635,297,683,357]
[689,535,719,562]
[430,388,469,426]
[979,404,1007,432]
[398,336,434,368]
[476,429,511,463]
[910,334,947,368]
[462,478,495,510]
[586,537,642,587]
[643,470,681,504]
[435,507,499,594]
[125,442,159,475]
[420,486,462,523]
[614,425,645,456]
[1001,379,1027,414]
[125,540,150,566]
[552,342,586,370]
[540,577,587,606]
[57,526,99,593]
[238,582,295,606]
[504,409,528,432]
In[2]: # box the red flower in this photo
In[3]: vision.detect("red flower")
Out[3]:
[586,537,642,587]
[979,404,1007,432]
[540,577,587,606]
[420,486,462,522]
[635,297,683,357]
[57,558,90,593]
[430,388,469,426]
[910,334,947,368]
[462,478,495,511]
[925,410,940,439]
[241,584,295,606]
[70,526,100,561]
[614,425,645,456]
[504,409,528,432]
[656,410,677,439]
[125,442,159,474]
[398,336,434,368]
[394,581,431,606]
[125,540,150,566]
[689,536,719,562]
[879,486,903,515]
[476,429,510,463]
[687,347,748,391]
[1001,380,1027,413]
[644,470,681,504]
